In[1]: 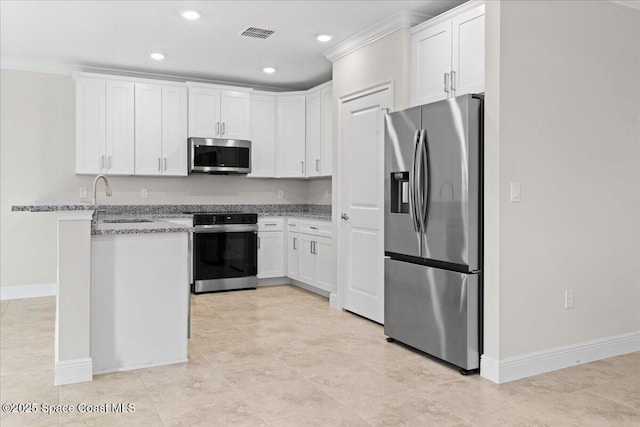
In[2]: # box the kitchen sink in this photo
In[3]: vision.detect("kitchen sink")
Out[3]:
[102,218,153,224]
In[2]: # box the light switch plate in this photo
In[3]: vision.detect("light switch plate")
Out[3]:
[510,182,521,202]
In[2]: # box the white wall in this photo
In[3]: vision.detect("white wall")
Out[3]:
[331,29,412,294]
[484,0,640,367]
[0,69,331,287]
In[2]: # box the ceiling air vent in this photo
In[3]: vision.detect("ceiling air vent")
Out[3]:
[239,26,276,40]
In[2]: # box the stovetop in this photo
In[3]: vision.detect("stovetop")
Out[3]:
[191,212,258,226]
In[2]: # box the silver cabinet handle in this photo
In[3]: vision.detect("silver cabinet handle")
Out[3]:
[215,122,220,135]
[257,236,260,249]
[444,73,450,94]
[221,122,225,136]
[293,237,297,250]
[310,226,318,230]
[451,70,456,93]
[301,161,304,174]
[341,213,349,220]
[158,157,161,171]
[164,157,167,171]
[316,159,320,171]
[263,223,277,227]
[107,155,112,170]
[101,155,105,170]
[310,241,314,254]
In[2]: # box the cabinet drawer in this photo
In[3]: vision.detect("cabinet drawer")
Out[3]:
[258,217,284,231]
[286,218,299,232]
[299,220,332,238]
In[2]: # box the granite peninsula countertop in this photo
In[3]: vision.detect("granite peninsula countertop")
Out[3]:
[13,203,332,235]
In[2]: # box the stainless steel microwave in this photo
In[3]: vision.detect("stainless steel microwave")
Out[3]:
[188,137,251,174]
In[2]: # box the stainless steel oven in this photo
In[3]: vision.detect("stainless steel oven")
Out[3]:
[191,213,258,293]
[189,137,251,174]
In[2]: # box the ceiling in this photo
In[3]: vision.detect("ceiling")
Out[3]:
[0,0,465,90]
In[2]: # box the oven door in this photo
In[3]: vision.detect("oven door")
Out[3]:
[193,225,258,293]
[189,138,251,174]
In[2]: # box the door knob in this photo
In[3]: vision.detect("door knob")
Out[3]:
[341,213,349,220]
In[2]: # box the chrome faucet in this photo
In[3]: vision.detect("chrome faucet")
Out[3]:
[92,174,113,206]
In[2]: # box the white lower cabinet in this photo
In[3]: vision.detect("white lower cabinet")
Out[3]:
[257,217,285,279]
[298,233,332,292]
[315,236,333,291]
[286,232,299,280]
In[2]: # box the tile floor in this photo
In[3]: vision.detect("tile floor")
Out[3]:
[1,285,639,426]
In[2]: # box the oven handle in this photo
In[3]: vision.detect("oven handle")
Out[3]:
[194,224,259,233]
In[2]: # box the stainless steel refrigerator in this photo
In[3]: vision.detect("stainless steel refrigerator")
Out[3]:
[384,94,482,374]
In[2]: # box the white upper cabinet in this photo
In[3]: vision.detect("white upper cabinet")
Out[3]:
[135,83,188,176]
[248,93,276,177]
[411,2,485,106]
[188,86,250,140]
[76,77,134,175]
[276,94,306,178]
[305,90,322,177]
[305,83,333,178]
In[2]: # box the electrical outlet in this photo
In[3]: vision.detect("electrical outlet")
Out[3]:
[510,182,521,202]
[79,187,88,198]
[564,289,574,309]
[278,190,284,199]
[140,188,148,199]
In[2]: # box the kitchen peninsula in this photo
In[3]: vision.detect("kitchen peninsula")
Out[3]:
[12,202,331,385]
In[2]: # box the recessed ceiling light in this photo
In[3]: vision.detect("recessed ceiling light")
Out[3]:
[182,10,200,20]
[150,52,165,61]
[316,34,333,42]
[263,67,276,74]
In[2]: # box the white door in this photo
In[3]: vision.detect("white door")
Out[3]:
[412,20,452,106]
[298,235,317,286]
[316,236,332,292]
[320,86,333,176]
[248,94,276,177]
[451,4,485,97]
[339,86,390,324]
[305,91,322,178]
[161,85,188,176]
[220,90,250,140]
[134,83,163,175]
[105,80,134,175]
[257,231,285,278]
[188,87,220,138]
[276,95,306,177]
[76,77,106,174]
[286,232,299,280]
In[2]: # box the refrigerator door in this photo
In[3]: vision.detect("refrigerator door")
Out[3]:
[384,257,479,370]
[420,94,481,270]
[384,106,423,258]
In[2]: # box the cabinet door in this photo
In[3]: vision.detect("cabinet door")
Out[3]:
[277,95,306,177]
[297,235,317,285]
[305,91,322,178]
[162,85,188,176]
[188,87,220,138]
[451,5,485,96]
[248,94,276,177]
[257,231,285,278]
[220,91,250,140]
[76,77,106,174]
[411,20,452,106]
[134,83,163,175]
[320,86,333,176]
[105,80,134,175]
[286,232,299,280]
[316,236,332,292]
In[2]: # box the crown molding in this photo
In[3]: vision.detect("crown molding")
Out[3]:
[322,9,430,63]
[609,0,640,11]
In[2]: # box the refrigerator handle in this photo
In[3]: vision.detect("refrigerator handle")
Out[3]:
[415,130,426,241]
[409,130,420,234]
[419,130,430,230]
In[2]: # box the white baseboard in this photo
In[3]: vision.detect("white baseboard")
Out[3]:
[289,279,330,299]
[481,331,640,384]
[257,277,291,287]
[0,283,57,300]
[93,358,188,376]
[55,357,93,385]
[329,293,341,310]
